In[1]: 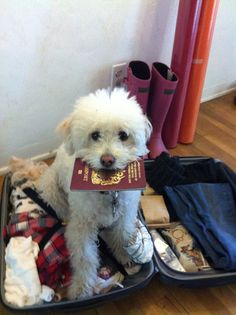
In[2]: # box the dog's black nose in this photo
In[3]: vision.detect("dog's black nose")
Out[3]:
[100,155,116,168]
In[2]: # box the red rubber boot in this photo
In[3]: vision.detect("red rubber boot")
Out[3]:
[148,62,178,159]
[126,60,151,113]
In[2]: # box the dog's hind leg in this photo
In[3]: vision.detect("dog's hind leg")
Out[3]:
[65,211,100,299]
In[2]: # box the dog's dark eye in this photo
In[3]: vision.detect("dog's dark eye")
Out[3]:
[119,131,129,141]
[91,131,100,141]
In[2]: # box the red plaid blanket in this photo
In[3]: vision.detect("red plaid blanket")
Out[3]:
[4,212,71,289]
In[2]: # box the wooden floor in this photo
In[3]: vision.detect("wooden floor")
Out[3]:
[0,92,236,315]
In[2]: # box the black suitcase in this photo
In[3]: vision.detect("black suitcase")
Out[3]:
[1,156,236,313]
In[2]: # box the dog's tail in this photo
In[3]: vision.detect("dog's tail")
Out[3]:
[9,156,48,187]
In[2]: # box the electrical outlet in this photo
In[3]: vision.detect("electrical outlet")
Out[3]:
[110,62,127,90]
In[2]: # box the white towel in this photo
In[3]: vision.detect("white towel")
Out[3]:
[4,236,54,307]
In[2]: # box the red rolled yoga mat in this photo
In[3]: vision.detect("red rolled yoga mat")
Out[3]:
[178,0,219,144]
[162,0,202,149]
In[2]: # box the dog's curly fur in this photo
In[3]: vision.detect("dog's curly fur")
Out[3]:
[37,88,152,299]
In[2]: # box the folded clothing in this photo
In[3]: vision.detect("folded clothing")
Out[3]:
[164,183,236,270]
[10,186,45,216]
[4,211,71,289]
[4,188,71,290]
[146,153,236,207]
[146,153,186,194]
[140,195,170,227]
[150,229,185,272]
[161,223,211,272]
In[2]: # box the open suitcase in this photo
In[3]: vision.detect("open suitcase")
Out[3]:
[1,156,236,313]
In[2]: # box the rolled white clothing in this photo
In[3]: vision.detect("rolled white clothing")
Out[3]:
[5,236,45,306]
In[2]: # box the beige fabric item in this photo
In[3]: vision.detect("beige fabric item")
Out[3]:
[161,223,211,272]
[140,195,170,228]
[143,183,156,195]
[93,272,124,295]
[150,229,185,272]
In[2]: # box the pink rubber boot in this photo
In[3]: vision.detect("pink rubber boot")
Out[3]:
[148,63,178,159]
[126,60,151,113]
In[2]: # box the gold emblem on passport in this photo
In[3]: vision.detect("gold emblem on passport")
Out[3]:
[91,169,126,185]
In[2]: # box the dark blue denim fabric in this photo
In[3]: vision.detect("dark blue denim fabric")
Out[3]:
[164,183,236,270]
[147,153,236,204]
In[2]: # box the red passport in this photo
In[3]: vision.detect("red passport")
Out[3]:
[70,158,146,191]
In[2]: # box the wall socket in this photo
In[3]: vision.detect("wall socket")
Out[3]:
[110,62,127,90]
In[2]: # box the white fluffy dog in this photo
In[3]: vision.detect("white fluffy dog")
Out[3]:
[38,88,152,299]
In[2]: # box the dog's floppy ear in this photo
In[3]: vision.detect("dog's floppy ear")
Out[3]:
[56,116,75,155]
[144,115,152,142]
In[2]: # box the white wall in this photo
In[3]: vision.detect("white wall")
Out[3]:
[202,0,236,100]
[0,0,236,169]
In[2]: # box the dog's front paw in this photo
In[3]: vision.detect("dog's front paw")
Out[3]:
[67,283,94,300]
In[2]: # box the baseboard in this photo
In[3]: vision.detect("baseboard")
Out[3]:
[201,86,236,103]
[0,150,56,176]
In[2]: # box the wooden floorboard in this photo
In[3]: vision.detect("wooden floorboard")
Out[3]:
[0,91,236,314]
